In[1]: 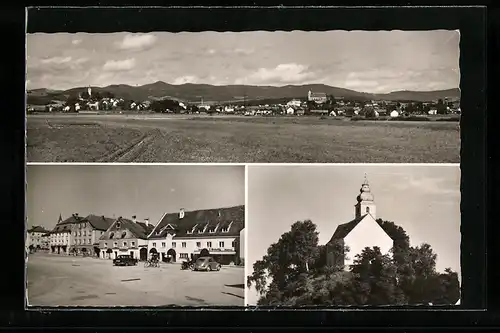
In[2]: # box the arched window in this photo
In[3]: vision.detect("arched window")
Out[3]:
[366,207,370,213]
[109,232,114,239]
[121,231,127,239]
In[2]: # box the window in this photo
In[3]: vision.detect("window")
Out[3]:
[123,242,127,247]
[152,242,156,247]
[182,242,186,248]
[219,241,225,248]
[114,242,118,247]
[131,242,135,247]
[83,230,86,236]
[172,242,176,248]
[207,241,212,248]
[366,207,370,213]
[196,242,201,248]
[116,222,121,228]
[232,241,237,248]
[104,243,107,248]
[162,242,166,248]
[179,253,189,259]
[88,239,91,244]
[109,232,114,239]
[121,231,127,239]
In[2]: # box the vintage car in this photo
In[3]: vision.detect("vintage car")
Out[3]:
[193,256,221,271]
[113,255,138,266]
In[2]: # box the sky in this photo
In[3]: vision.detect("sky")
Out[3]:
[246,164,461,305]
[26,165,245,231]
[26,30,460,93]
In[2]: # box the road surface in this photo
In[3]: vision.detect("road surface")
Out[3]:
[26,253,244,307]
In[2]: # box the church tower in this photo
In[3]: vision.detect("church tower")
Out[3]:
[355,174,376,219]
[87,86,92,97]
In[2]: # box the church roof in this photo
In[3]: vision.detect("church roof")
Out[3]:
[330,215,367,240]
[330,214,398,242]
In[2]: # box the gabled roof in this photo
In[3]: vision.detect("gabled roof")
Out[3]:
[52,223,72,234]
[28,226,50,234]
[84,214,114,231]
[329,214,398,243]
[330,215,367,241]
[149,205,245,239]
[58,215,84,225]
[104,217,154,240]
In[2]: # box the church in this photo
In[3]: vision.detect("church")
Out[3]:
[326,176,396,269]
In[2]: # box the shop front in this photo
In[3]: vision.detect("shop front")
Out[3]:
[193,247,238,265]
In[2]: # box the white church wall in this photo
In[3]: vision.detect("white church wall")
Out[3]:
[343,215,393,268]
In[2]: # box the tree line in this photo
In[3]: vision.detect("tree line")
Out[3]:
[247,219,460,306]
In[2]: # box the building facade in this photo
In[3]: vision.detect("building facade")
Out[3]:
[49,215,75,254]
[68,214,114,257]
[326,176,395,269]
[307,90,328,104]
[27,226,50,251]
[98,216,154,260]
[147,206,245,265]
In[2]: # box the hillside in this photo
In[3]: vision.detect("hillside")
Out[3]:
[26,82,460,105]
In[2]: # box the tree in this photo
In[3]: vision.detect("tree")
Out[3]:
[437,99,447,115]
[247,220,321,304]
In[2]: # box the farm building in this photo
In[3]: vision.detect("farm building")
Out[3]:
[390,110,399,117]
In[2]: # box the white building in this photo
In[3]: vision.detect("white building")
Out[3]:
[27,226,50,251]
[286,100,302,108]
[98,216,153,260]
[286,107,295,115]
[239,227,245,263]
[390,110,400,117]
[326,176,395,269]
[147,206,245,265]
[49,214,75,254]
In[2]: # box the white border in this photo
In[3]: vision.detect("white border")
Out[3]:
[244,164,249,306]
[26,162,459,167]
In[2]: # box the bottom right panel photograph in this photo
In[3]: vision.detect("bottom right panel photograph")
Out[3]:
[246,164,461,307]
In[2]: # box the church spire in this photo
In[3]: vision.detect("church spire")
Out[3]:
[355,174,376,218]
[58,213,63,224]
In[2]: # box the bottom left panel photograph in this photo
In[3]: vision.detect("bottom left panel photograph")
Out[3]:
[25,164,245,307]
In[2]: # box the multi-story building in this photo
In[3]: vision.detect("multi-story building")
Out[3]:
[307,90,328,104]
[147,205,245,265]
[68,213,114,257]
[98,216,154,260]
[49,214,76,254]
[26,226,50,251]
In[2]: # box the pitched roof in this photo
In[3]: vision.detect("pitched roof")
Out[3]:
[330,215,367,240]
[149,205,245,239]
[52,223,72,234]
[58,215,85,225]
[330,214,398,243]
[309,92,327,98]
[110,217,154,239]
[28,226,50,233]
[84,214,115,231]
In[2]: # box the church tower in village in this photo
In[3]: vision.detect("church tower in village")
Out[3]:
[87,86,92,98]
[355,174,376,219]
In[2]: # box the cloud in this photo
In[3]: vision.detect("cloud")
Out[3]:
[102,58,136,72]
[40,56,72,65]
[393,175,459,197]
[235,63,318,85]
[173,75,199,85]
[117,34,157,51]
[72,39,82,45]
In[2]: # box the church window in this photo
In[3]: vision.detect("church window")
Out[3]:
[366,207,370,213]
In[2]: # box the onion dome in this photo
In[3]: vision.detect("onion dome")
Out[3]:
[357,174,374,202]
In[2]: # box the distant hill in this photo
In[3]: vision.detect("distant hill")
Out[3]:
[26,82,460,105]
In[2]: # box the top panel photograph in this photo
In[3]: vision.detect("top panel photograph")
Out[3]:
[26,30,460,163]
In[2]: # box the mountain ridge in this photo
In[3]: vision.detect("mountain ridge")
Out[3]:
[26,82,460,105]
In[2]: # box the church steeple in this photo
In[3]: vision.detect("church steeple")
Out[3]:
[58,213,63,224]
[355,174,376,219]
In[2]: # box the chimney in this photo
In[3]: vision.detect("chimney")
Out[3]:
[144,218,150,226]
[179,208,185,219]
[132,215,137,223]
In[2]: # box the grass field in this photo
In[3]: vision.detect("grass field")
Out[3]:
[27,114,460,163]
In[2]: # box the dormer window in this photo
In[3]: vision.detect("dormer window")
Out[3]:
[221,221,233,233]
[187,224,197,234]
[116,222,121,229]
[208,223,219,234]
[121,231,126,239]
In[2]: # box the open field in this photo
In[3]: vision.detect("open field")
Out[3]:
[27,114,460,163]
[26,253,244,307]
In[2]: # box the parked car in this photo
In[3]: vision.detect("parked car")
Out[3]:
[193,256,221,271]
[113,255,138,266]
[181,259,195,270]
